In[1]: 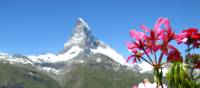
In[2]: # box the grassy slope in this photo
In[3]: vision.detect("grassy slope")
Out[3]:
[0,63,61,88]
[62,64,153,88]
[0,62,154,88]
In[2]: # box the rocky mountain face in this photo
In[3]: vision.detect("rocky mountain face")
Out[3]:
[0,18,154,88]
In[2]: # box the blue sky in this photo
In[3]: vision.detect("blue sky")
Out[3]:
[0,0,199,57]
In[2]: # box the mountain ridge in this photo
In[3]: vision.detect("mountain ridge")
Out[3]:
[0,18,131,74]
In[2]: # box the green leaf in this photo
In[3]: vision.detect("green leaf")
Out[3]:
[174,64,178,87]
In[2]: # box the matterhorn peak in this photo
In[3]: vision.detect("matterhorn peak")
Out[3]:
[62,18,128,66]
[76,17,90,29]
[63,18,98,52]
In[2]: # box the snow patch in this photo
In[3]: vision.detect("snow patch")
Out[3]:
[38,67,60,74]
[64,35,84,47]
[8,57,33,64]
[57,46,82,62]
[30,53,57,63]
[0,53,12,59]
[96,58,101,62]
[91,41,128,66]
[28,46,82,63]
[28,72,34,76]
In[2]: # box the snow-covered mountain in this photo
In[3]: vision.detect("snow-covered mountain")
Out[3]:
[0,18,133,74]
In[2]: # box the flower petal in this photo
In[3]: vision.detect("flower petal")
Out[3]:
[163,18,171,30]
[132,58,137,64]
[130,30,146,40]
[127,55,134,63]
[153,17,164,30]
[130,30,140,40]
[141,25,150,32]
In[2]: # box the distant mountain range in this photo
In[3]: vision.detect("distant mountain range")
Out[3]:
[0,18,154,88]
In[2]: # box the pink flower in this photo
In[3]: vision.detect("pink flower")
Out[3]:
[167,49,183,62]
[126,42,136,50]
[126,42,138,53]
[175,33,187,43]
[176,28,200,48]
[127,51,144,64]
[130,30,147,40]
[126,17,180,66]
[141,18,166,40]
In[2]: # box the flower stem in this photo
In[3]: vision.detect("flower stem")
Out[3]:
[158,52,164,64]
[153,51,158,65]
[154,68,164,88]
[187,44,190,56]
[141,57,153,66]
[142,48,154,64]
